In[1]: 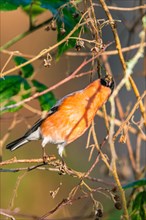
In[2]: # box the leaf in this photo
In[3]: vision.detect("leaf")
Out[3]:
[56,6,81,58]
[2,100,22,114]
[122,179,146,190]
[131,191,146,220]
[22,3,46,17]
[0,75,31,114]
[40,0,70,14]
[13,56,34,78]
[0,76,26,103]
[39,0,81,58]
[0,0,31,11]
[32,80,56,111]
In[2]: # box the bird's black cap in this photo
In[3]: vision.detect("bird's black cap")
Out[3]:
[100,75,114,93]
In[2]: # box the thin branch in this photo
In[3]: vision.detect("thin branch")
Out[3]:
[96,110,146,141]
[9,172,27,210]
[3,42,146,59]
[0,113,22,150]
[93,3,146,11]
[0,43,111,112]
[66,42,146,56]
[0,17,53,51]
[0,156,56,166]
[113,91,146,142]
[0,11,89,77]
[0,209,39,220]
[99,0,146,127]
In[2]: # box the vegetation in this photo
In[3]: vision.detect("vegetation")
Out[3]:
[0,1,146,220]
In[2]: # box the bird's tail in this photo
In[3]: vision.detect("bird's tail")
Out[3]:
[6,136,29,151]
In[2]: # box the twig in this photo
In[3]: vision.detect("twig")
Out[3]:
[96,110,146,141]
[0,17,53,52]
[99,0,146,127]
[109,95,129,219]
[107,4,146,11]
[9,172,27,210]
[91,122,110,170]
[0,43,111,112]
[0,11,89,77]
[0,52,17,76]
[3,42,146,59]
[0,211,16,220]
[0,156,56,166]
[0,113,22,151]
[40,195,89,219]
[115,97,137,174]
[0,209,39,220]
[113,91,146,141]
[93,3,146,12]
[66,42,146,57]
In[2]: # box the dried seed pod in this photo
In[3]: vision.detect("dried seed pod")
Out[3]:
[75,45,82,51]
[72,12,79,18]
[115,202,122,210]
[51,20,57,31]
[43,53,52,68]
[111,186,117,193]
[114,195,120,202]
[75,40,85,51]
[60,27,66,35]
[95,209,103,217]
[91,47,100,53]
[44,25,50,31]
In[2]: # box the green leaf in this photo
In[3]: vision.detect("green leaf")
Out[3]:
[0,75,31,114]
[39,1,81,58]
[0,0,31,11]
[13,56,34,78]
[40,0,70,14]
[0,76,25,103]
[22,3,46,17]
[32,80,56,111]
[131,191,146,220]
[56,6,81,58]
[122,179,146,190]
[2,100,22,114]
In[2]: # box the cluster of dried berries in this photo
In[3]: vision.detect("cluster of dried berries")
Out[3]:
[113,195,122,210]
[94,208,103,220]
[72,12,79,18]
[45,20,67,35]
[45,20,57,31]
[60,27,66,35]
[75,40,85,51]
[44,53,52,68]
[111,187,122,210]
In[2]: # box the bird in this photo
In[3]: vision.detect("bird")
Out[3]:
[6,75,114,160]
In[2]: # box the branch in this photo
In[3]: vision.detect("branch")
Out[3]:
[96,110,146,141]
[0,156,56,166]
[0,17,53,51]
[0,43,111,112]
[0,11,89,77]
[99,0,146,127]
[93,3,146,11]
[113,91,146,141]
[66,42,146,57]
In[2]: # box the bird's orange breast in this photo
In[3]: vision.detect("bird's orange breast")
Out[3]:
[40,79,111,144]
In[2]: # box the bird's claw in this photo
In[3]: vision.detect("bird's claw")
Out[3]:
[43,154,48,164]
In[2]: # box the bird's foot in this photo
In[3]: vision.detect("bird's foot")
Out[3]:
[42,153,48,164]
[58,159,66,175]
